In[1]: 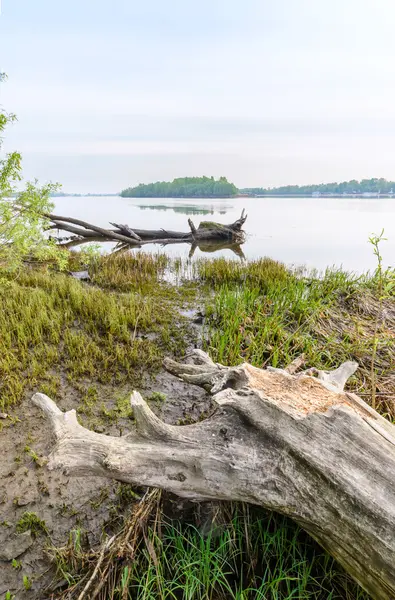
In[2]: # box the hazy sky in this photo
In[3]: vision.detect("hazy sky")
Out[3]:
[1,0,395,192]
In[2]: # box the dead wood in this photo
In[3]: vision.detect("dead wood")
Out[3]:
[47,210,247,248]
[33,351,395,599]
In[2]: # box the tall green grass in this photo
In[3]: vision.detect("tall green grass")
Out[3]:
[0,255,192,410]
[198,258,395,412]
[119,505,368,600]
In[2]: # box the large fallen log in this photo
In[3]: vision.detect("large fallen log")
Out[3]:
[31,351,394,600]
[47,209,247,248]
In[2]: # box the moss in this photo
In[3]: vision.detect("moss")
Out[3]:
[100,393,134,423]
[197,221,227,231]
[16,512,48,537]
[147,391,167,403]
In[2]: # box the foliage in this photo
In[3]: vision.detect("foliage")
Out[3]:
[242,177,395,196]
[121,176,238,198]
[0,73,60,271]
[124,507,368,600]
[8,252,394,598]
[11,559,22,570]
[16,511,48,537]
[147,391,167,403]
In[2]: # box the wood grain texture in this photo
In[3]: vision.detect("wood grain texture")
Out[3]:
[33,350,395,599]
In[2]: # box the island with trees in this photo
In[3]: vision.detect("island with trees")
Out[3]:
[241,178,395,197]
[120,176,238,198]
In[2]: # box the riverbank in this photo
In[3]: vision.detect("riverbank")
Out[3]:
[245,193,395,198]
[1,252,393,598]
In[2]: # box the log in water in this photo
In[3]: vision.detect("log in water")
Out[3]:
[47,209,248,249]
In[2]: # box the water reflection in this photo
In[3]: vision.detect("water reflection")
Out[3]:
[189,241,245,259]
[137,204,228,216]
[61,236,245,260]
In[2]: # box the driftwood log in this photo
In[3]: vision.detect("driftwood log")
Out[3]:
[48,210,247,249]
[32,350,395,600]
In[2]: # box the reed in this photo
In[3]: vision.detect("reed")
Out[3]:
[199,259,395,417]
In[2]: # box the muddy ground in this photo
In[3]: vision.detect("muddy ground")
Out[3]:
[0,317,213,599]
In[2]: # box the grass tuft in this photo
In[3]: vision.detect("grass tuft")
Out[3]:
[48,497,369,600]
[16,511,48,537]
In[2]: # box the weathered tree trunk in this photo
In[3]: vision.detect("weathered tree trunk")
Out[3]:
[32,351,395,600]
[47,210,247,248]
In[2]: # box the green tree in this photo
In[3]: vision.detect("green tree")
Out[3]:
[121,176,238,198]
[0,74,61,272]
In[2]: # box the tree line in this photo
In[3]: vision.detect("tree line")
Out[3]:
[120,176,238,198]
[241,178,395,195]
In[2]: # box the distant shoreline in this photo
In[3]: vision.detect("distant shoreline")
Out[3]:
[51,193,394,199]
[243,193,394,199]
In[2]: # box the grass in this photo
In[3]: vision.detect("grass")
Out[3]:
[100,393,135,422]
[16,511,48,537]
[23,444,44,466]
[50,528,86,586]
[89,251,169,292]
[198,257,395,417]
[3,250,394,599]
[49,496,368,600]
[11,559,21,571]
[133,507,368,600]
[147,391,167,403]
[0,252,195,411]
[22,575,32,591]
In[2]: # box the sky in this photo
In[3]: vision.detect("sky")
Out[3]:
[1,0,395,192]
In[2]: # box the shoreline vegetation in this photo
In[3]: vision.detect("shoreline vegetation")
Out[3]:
[241,177,395,197]
[51,177,395,199]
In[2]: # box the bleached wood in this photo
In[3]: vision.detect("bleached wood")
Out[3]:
[48,210,247,246]
[32,351,395,600]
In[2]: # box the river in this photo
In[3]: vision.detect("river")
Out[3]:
[53,195,395,273]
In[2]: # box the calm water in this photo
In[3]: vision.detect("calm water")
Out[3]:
[53,196,395,273]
